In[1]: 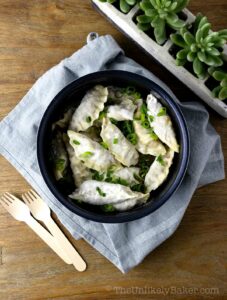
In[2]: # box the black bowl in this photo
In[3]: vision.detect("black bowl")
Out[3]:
[37,70,189,223]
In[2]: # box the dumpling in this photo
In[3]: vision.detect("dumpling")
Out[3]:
[63,135,91,187]
[133,120,166,156]
[67,130,118,172]
[100,118,139,167]
[146,94,179,153]
[107,99,136,121]
[144,149,174,193]
[69,85,108,132]
[52,108,73,131]
[50,131,68,181]
[69,180,149,206]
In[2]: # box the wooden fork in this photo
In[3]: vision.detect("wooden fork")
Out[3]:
[22,190,86,272]
[0,193,71,264]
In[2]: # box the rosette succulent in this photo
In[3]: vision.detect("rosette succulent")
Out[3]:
[208,67,227,100]
[99,0,139,13]
[136,0,189,44]
[171,14,227,79]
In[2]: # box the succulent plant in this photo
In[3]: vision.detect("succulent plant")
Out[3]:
[208,67,227,100]
[170,14,227,79]
[99,0,139,13]
[136,0,188,45]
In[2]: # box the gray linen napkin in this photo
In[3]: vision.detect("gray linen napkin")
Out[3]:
[0,35,225,273]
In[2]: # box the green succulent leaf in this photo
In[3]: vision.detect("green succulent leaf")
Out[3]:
[120,0,131,13]
[218,29,227,39]
[170,33,187,47]
[219,87,227,100]
[221,79,227,87]
[212,86,222,98]
[140,0,153,11]
[183,32,195,45]
[206,48,220,56]
[154,17,166,45]
[145,8,157,17]
[126,0,137,5]
[137,15,153,23]
[193,57,206,78]
[174,0,189,13]
[187,51,197,62]
[176,49,188,60]
[193,13,203,34]
[211,70,227,81]
[137,22,151,31]
[176,58,186,66]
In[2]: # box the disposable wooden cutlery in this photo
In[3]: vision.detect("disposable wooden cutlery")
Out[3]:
[0,193,70,264]
[22,190,86,272]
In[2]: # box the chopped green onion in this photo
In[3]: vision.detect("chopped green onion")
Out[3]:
[140,104,148,114]
[123,121,133,134]
[96,186,106,197]
[127,133,137,145]
[101,204,115,212]
[113,138,118,144]
[156,155,165,166]
[131,183,144,193]
[73,140,80,145]
[86,116,92,123]
[141,120,150,129]
[111,177,129,186]
[149,129,158,141]
[92,170,105,181]
[157,107,167,117]
[134,92,141,100]
[98,108,107,120]
[100,141,109,149]
[110,118,118,125]
[133,173,142,182]
[80,151,94,158]
[125,86,136,95]
[55,158,66,171]
[149,115,154,122]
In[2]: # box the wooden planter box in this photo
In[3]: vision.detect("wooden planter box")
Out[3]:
[91,0,227,118]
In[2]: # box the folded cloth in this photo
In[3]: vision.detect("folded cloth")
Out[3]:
[0,35,225,273]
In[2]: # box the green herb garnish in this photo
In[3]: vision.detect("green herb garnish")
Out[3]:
[113,138,118,144]
[157,107,167,117]
[131,183,144,193]
[149,115,154,122]
[101,204,115,212]
[55,158,66,171]
[127,133,137,145]
[92,170,105,181]
[149,129,158,141]
[110,118,118,125]
[125,86,136,95]
[96,186,106,197]
[111,177,129,186]
[100,141,109,149]
[141,120,150,129]
[156,155,165,166]
[98,108,107,120]
[80,151,94,158]
[133,173,142,182]
[73,140,80,145]
[86,116,92,123]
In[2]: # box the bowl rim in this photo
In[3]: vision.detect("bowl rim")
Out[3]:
[37,70,190,223]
